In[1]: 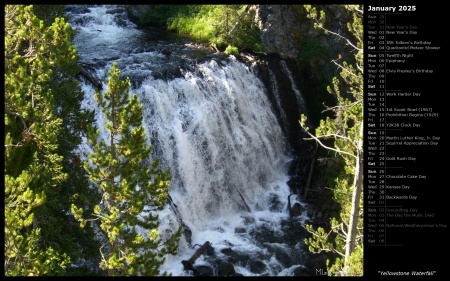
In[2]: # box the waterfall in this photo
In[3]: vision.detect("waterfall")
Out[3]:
[151,59,297,275]
[142,59,289,221]
[280,60,308,117]
[267,67,290,133]
[66,5,309,276]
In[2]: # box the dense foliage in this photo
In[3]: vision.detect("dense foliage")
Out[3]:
[300,4,364,276]
[5,5,179,276]
[5,4,79,275]
[132,5,261,53]
[71,62,182,276]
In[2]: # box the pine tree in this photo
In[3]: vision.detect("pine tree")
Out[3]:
[4,4,77,275]
[299,5,363,276]
[71,62,182,276]
[22,5,103,275]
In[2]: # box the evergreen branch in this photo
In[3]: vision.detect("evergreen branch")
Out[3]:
[331,59,361,79]
[5,143,26,148]
[324,187,353,197]
[99,244,108,268]
[356,61,363,73]
[302,224,345,257]
[312,133,356,146]
[320,100,363,114]
[310,18,362,52]
[87,214,103,222]
[302,130,357,159]
[5,106,28,130]
[4,221,31,273]
[347,6,364,16]
[340,223,348,239]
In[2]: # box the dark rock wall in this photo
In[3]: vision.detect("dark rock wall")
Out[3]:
[255,5,354,60]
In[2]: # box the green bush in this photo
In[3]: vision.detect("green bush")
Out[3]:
[225,45,239,56]
[140,5,261,53]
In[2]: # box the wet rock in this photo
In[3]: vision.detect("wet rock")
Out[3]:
[247,259,267,274]
[161,49,172,57]
[193,265,214,276]
[177,223,192,246]
[291,202,303,217]
[268,193,283,212]
[105,8,124,14]
[304,254,329,273]
[205,245,216,257]
[152,65,183,80]
[249,223,285,244]
[293,266,313,276]
[241,215,255,225]
[287,176,300,189]
[286,158,299,176]
[125,5,153,25]
[307,205,315,217]
[235,227,247,234]
[264,242,291,267]
[216,260,235,276]
[275,251,292,268]
[221,248,250,266]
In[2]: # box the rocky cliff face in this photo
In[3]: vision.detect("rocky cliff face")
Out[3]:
[254,5,302,59]
[255,5,354,60]
[125,5,153,25]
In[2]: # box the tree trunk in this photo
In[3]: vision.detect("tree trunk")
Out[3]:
[237,190,251,213]
[182,241,211,270]
[303,144,318,200]
[287,194,294,226]
[345,121,363,264]
[226,5,251,41]
[78,65,103,89]
[168,195,192,246]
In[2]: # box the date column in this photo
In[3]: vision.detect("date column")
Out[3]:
[366,12,386,246]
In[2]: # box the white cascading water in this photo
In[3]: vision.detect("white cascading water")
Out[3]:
[267,67,290,131]
[280,60,308,117]
[66,5,307,276]
[151,59,294,276]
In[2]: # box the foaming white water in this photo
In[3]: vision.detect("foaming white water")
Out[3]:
[141,58,289,220]
[76,57,297,276]
[66,5,142,62]
[137,58,296,275]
